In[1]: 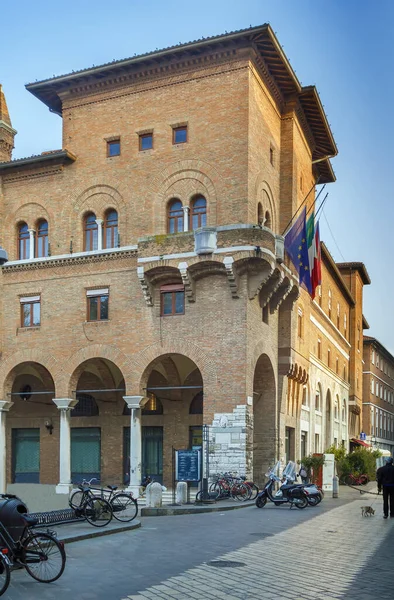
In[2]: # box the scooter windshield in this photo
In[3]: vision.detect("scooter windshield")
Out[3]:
[265,460,281,478]
[283,461,297,481]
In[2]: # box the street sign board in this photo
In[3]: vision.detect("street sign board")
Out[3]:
[175,449,201,482]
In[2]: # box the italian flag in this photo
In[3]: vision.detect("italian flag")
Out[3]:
[306,212,322,299]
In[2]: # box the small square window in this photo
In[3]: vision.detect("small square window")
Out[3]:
[160,284,185,316]
[173,126,187,145]
[107,140,120,157]
[87,293,109,321]
[20,297,40,327]
[139,133,153,151]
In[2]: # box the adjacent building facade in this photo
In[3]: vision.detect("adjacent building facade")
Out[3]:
[0,24,371,501]
[362,337,394,455]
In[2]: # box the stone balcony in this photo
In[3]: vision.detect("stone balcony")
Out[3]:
[137,224,299,309]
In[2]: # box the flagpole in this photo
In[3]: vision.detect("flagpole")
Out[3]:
[281,180,324,236]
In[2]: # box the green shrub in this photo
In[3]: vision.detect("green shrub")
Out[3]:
[336,447,382,482]
[324,444,346,462]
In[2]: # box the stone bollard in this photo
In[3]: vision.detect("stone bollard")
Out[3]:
[146,482,162,508]
[332,475,339,498]
[176,481,188,505]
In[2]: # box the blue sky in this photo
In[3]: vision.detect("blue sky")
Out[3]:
[2,0,394,350]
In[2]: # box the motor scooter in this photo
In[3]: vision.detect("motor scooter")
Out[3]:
[279,473,322,506]
[256,461,309,509]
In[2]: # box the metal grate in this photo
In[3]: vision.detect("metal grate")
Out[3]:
[206,561,246,568]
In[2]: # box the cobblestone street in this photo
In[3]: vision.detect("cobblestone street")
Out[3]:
[3,487,393,599]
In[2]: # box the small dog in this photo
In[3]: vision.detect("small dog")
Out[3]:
[361,506,375,517]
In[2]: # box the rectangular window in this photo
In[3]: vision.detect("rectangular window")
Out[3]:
[173,126,187,144]
[336,357,339,374]
[139,133,153,151]
[317,339,322,360]
[371,379,374,395]
[71,427,101,483]
[371,350,375,364]
[20,295,40,327]
[12,428,40,483]
[327,348,331,368]
[107,140,120,157]
[87,288,109,321]
[315,433,320,453]
[160,284,185,316]
[270,146,274,166]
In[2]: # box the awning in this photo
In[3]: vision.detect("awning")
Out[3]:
[350,438,371,448]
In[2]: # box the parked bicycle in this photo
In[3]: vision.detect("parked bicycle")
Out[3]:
[69,479,137,523]
[0,494,66,596]
[206,473,253,501]
[69,482,113,527]
[345,473,369,486]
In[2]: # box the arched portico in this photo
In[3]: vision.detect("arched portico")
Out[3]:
[252,353,277,486]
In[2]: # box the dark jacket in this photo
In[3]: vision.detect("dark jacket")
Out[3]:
[377,464,394,488]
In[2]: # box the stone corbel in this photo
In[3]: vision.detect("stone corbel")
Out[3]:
[223,256,239,299]
[269,277,292,314]
[248,261,274,300]
[178,262,195,302]
[259,268,283,308]
[137,266,153,306]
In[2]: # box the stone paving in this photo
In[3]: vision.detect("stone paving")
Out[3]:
[2,485,393,599]
[123,491,393,600]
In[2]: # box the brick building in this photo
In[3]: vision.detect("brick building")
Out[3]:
[0,24,370,502]
[362,337,394,455]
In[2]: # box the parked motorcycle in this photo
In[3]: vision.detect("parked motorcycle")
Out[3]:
[280,474,322,506]
[256,461,309,509]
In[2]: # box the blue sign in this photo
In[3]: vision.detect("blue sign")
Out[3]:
[360,432,367,441]
[175,449,201,482]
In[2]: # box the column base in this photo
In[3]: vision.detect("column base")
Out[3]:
[56,483,73,495]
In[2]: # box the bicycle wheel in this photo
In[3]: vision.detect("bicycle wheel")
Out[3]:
[246,482,259,501]
[23,531,66,583]
[232,483,250,501]
[209,482,221,499]
[111,493,138,522]
[360,475,368,486]
[69,489,84,510]
[0,554,10,596]
[84,497,112,527]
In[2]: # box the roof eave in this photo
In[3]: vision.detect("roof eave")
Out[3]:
[321,242,355,306]
[0,150,77,172]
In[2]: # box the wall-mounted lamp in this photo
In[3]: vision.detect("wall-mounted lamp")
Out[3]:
[45,419,54,435]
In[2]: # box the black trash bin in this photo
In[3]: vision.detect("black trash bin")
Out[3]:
[0,497,28,542]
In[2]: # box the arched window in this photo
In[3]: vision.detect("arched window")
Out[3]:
[315,387,321,412]
[257,203,263,226]
[36,220,48,258]
[84,213,98,251]
[189,391,203,414]
[342,400,346,423]
[334,396,339,420]
[190,196,207,230]
[72,393,99,417]
[167,200,183,234]
[301,386,308,407]
[264,211,272,229]
[104,210,118,249]
[18,222,30,260]
[328,289,332,319]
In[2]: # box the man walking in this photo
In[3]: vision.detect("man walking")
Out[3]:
[377,457,394,519]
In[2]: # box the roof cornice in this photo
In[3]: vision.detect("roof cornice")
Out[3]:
[336,261,371,285]
[25,24,336,159]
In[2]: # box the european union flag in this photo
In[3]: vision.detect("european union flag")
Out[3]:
[284,207,312,294]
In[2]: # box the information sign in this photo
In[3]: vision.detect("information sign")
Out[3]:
[175,449,201,482]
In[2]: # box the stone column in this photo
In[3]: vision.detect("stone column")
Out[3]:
[123,396,148,496]
[95,219,103,251]
[53,398,77,494]
[28,229,35,259]
[183,206,190,232]
[0,401,13,494]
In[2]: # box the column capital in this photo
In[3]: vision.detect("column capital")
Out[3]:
[27,228,36,234]
[123,395,148,410]
[95,218,104,225]
[0,401,13,412]
[182,206,190,214]
[53,398,77,411]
